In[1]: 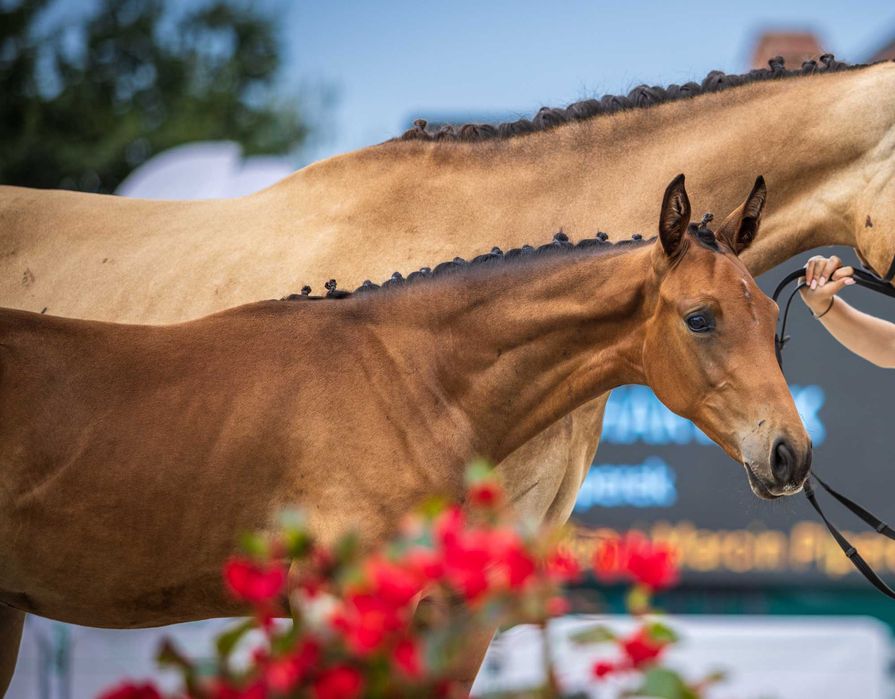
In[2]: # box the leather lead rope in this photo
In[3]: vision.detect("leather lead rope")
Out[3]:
[804,477,895,599]
[772,255,895,598]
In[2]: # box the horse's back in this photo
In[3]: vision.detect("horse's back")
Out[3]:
[0,184,275,322]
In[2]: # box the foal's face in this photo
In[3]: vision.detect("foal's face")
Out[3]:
[642,175,811,499]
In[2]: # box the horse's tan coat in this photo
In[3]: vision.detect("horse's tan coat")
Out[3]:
[1,64,894,691]
[0,183,806,642]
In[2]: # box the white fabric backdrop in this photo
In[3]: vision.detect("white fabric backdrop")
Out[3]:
[8,615,890,699]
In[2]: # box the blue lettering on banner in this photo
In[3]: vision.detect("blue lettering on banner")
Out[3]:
[574,457,677,510]
[600,385,826,447]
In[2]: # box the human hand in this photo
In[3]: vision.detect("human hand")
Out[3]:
[799,255,855,315]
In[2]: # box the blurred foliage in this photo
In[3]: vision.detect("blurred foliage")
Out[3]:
[0,0,309,192]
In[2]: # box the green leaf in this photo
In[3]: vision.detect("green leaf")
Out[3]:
[238,531,268,558]
[626,584,652,615]
[215,619,254,661]
[636,667,698,699]
[417,496,448,519]
[334,531,360,563]
[157,639,200,695]
[270,622,298,655]
[157,639,192,671]
[568,624,616,645]
[645,620,680,645]
[283,528,313,559]
[702,669,728,685]
[464,458,494,485]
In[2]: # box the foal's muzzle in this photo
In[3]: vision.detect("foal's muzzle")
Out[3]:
[747,437,812,499]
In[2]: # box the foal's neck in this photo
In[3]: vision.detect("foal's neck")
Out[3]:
[371,245,654,465]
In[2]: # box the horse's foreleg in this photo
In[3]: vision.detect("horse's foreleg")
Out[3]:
[0,604,25,698]
[413,593,494,697]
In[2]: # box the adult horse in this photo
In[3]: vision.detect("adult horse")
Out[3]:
[0,54,891,682]
[2,56,892,514]
[0,177,810,694]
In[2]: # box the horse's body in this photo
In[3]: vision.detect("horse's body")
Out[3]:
[1,58,893,688]
[2,62,892,534]
[0,180,809,693]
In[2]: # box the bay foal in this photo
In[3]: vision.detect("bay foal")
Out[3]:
[0,176,809,692]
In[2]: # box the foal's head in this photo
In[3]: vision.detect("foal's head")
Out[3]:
[643,175,811,499]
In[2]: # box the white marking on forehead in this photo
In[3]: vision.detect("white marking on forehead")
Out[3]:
[740,278,758,323]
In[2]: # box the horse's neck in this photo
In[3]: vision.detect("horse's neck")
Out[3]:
[280,63,895,281]
[374,246,653,464]
[526,64,895,273]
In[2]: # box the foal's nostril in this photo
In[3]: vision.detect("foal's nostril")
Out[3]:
[771,439,795,485]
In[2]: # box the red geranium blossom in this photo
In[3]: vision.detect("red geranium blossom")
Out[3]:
[392,636,424,678]
[488,528,536,590]
[592,660,616,679]
[223,557,287,604]
[331,592,406,654]
[545,548,582,583]
[468,479,503,507]
[621,627,667,668]
[313,665,364,699]
[593,533,678,591]
[403,546,444,583]
[264,640,321,692]
[98,682,162,699]
[366,556,424,608]
[439,525,493,601]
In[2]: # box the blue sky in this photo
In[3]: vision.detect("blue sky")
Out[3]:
[285,0,895,163]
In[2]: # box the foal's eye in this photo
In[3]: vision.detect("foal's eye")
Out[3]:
[685,312,714,333]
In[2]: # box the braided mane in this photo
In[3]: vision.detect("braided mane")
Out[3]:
[282,230,662,301]
[395,54,868,143]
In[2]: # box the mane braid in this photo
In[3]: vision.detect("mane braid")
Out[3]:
[394,54,873,143]
[281,231,655,301]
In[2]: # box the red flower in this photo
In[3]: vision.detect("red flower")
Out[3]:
[236,682,266,699]
[440,527,492,601]
[437,521,539,600]
[545,548,581,582]
[313,665,364,699]
[264,640,320,692]
[98,682,162,699]
[206,679,242,699]
[224,557,287,604]
[366,557,423,608]
[620,628,666,668]
[392,637,424,678]
[434,505,465,549]
[626,544,678,591]
[546,595,570,617]
[331,592,405,654]
[468,480,503,507]
[592,660,616,679]
[593,534,678,591]
[487,528,536,590]
[403,546,444,583]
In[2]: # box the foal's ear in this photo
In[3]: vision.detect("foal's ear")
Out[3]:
[659,174,691,257]
[717,176,767,255]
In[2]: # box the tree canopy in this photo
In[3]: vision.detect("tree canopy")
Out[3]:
[0,0,308,192]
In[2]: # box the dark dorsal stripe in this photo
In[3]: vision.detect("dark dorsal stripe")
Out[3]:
[394,55,870,144]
